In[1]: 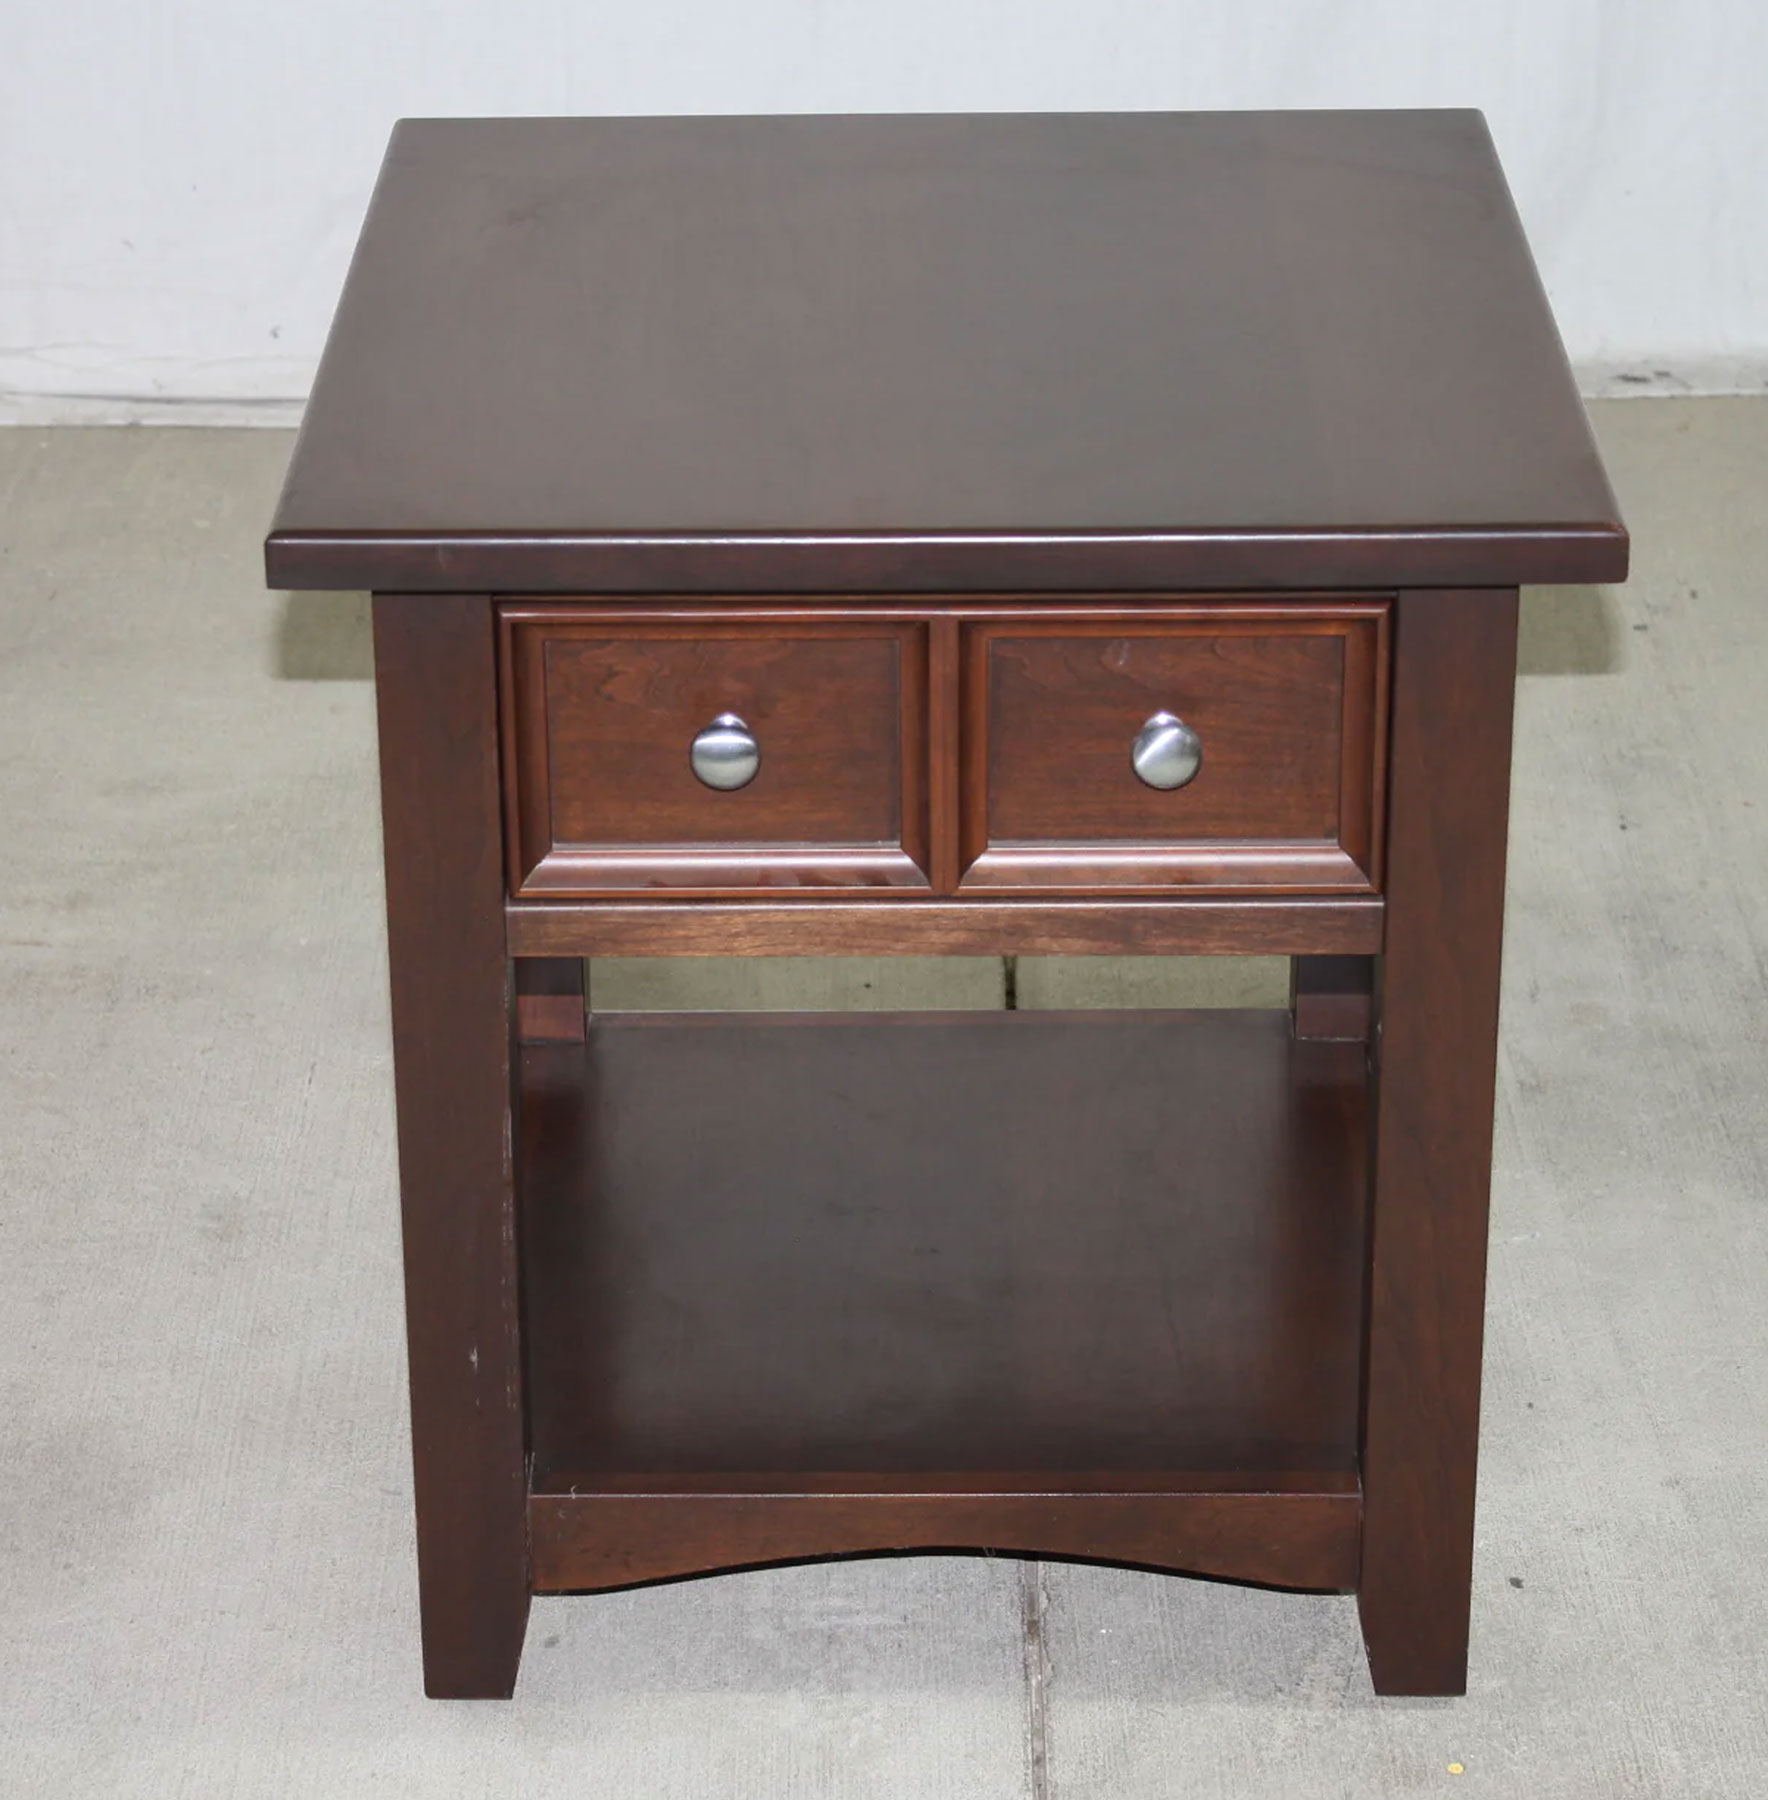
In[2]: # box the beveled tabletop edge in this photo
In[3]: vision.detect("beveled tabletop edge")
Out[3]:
[265,521,1629,595]
[266,110,1630,597]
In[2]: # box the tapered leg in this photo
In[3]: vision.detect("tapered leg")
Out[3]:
[373,593,529,1698]
[1359,589,1519,1696]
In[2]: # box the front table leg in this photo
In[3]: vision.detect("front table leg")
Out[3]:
[372,594,529,1698]
[1360,588,1519,1696]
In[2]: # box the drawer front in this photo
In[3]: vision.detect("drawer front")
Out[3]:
[500,607,931,895]
[960,603,1388,892]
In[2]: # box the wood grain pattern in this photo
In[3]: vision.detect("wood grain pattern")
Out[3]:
[500,607,932,895]
[927,615,962,894]
[267,114,1626,596]
[519,1014,1368,1478]
[515,957,586,1044]
[371,594,529,1699]
[506,895,1384,959]
[529,1474,1361,1594]
[1357,589,1519,1696]
[960,604,1388,892]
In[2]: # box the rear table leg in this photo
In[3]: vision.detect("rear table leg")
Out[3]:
[1291,956,1374,1041]
[517,958,588,1043]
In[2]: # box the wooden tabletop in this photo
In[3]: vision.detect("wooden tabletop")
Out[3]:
[267,111,1626,595]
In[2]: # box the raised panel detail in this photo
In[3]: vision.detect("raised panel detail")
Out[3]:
[500,607,932,896]
[960,603,1389,893]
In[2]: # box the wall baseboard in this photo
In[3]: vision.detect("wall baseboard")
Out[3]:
[1574,357,1768,399]
[3,361,1766,428]
[0,393,307,428]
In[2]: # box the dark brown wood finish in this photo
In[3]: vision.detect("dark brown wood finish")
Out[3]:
[502,596,1390,900]
[500,606,932,895]
[927,616,963,894]
[1358,589,1520,1696]
[518,1013,1369,1585]
[529,1474,1361,1594]
[271,111,1627,1701]
[515,957,586,1043]
[1292,956,1376,1042]
[267,114,1625,597]
[960,604,1387,892]
[523,1013,1368,1476]
[506,894,1384,959]
[371,594,529,1698]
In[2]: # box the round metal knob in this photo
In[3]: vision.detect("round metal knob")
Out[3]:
[1131,711,1202,790]
[689,713,760,790]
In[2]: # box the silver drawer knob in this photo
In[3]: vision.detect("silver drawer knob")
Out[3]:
[689,713,760,790]
[1131,711,1202,790]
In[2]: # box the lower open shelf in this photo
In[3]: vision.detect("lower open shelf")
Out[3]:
[519,1008,1371,1592]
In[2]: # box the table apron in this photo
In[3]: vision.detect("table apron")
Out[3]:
[504,895,1384,959]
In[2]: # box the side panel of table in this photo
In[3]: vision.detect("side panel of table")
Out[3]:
[1359,587,1519,1695]
[372,594,529,1698]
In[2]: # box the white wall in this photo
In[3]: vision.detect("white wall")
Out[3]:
[3,0,1764,423]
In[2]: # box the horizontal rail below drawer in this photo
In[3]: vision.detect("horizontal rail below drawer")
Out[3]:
[506,895,1383,958]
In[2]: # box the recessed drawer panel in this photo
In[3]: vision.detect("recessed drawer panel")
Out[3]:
[960,603,1389,892]
[500,607,931,896]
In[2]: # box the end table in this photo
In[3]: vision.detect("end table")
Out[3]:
[266,111,1627,1698]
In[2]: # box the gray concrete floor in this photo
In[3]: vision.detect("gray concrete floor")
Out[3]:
[0,401,1764,1796]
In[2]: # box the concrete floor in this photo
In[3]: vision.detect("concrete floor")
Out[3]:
[1,400,1764,1796]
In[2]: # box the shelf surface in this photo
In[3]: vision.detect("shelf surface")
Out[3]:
[520,1008,1370,1488]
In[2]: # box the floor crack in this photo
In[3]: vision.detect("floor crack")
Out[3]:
[1020,1557,1051,1800]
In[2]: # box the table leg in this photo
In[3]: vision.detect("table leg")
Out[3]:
[1291,955,1375,1040]
[516,958,588,1043]
[1359,588,1519,1696]
[372,593,529,1698]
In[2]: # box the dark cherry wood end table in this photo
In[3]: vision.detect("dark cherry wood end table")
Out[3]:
[266,112,1627,1699]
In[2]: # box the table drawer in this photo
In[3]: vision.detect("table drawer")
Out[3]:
[500,607,932,895]
[959,603,1389,892]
